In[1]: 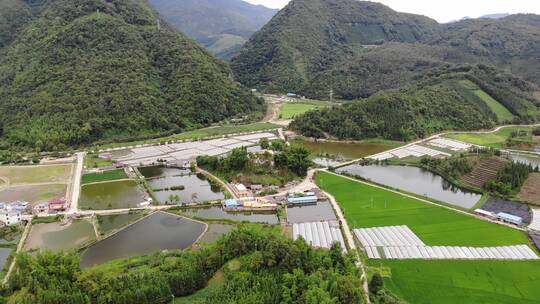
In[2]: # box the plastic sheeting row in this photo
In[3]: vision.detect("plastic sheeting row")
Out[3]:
[293,221,347,252]
[375,245,538,260]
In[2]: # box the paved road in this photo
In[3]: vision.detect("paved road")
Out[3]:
[68,152,85,214]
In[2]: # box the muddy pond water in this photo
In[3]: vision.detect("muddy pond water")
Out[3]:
[287,200,337,223]
[80,212,206,267]
[292,139,400,160]
[336,164,482,209]
[179,206,279,224]
[141,166,224,204]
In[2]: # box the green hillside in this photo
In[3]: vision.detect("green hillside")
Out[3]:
[0,0,264,151]
[232,0,540,103]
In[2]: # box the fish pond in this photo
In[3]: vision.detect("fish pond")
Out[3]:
[80,212,206,267]
[287,200,337,223]
[178,206,279,224]
[79,180,146,210]
[97,212,146,236]
[141,166,224,204]
[336,164,482,209]
[24,219,96,252]
[291,139,402,163]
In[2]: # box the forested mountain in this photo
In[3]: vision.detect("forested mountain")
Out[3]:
[148,0,278,60]
[232,0,540,97]
[0,0,264,151]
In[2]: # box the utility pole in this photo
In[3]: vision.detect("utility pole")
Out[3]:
[329,88,334,103]
[156,19,161,31]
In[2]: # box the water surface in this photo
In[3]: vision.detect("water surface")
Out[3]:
[292,139,400,160]
[510,153,540,168]
[287,200,337,223]
[81,212,205,267]
[80,180,146,210]
[180,206,279,224]
[0,247,12,270]
[336,164,482,209]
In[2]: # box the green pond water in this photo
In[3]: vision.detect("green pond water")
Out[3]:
[179,206,279,224]
[80,180,146,210]
[141,166,224,204]
[97,212,145,235]
[80,212,206,267]
[291,139,400,160]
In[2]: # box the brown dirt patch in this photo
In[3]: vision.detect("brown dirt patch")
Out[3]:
[461,156,507,188]
[519,173,540,206]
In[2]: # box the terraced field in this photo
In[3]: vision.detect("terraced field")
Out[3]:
[461,157,507,188]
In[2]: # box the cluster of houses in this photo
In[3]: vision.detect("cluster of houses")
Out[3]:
[223,183,324,212]
[0,198,68,226]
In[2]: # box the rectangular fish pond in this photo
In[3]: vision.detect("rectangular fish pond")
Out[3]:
[140,166,225,204]
[177,206,279,224]
[336,164,482,209]
[286,200,337,223]
[79,179,147,210]
[24,219,96,252]
[80,212,206,267]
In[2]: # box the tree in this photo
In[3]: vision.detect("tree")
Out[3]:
[285,146,311,176]
[369,273,384,295]
[259,138,270,149]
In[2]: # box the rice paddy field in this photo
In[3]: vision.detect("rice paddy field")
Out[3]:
[0,164,72,184]
[445,126,535,149]
[316,171,540,303]
[79,180,146,210]
[81,169,128,185]
[279,100,331,119]
[370,260,540,304]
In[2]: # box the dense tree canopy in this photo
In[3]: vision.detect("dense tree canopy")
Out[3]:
[0,0,264,151]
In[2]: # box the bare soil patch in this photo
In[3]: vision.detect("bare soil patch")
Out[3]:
[519,173,540,206]
[461,157,507,188]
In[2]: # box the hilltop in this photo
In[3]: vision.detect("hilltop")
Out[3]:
[232,0,540,97]
[148,0,278,60]
[0,0,264,151]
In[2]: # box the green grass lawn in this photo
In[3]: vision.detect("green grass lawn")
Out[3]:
[81,169,128,185]
[472,90,514,122]
[316,171,528,246]
[445,126,534,149]
[279,100,330,119]
[0,164,72,184]
[96,122,280,150]
[370,260,540,304]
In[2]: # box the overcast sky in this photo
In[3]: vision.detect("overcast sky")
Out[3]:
[244,0,540,23]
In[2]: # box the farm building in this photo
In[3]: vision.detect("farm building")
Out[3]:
[474,209,496,219]
[497,212,523,226]
[224,199,241,209]
[293,221,347,252]
[232,184,250,198]
[48,198,67,211]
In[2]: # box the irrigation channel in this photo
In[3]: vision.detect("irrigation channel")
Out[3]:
[336,164,482,209]
[80,212,206,267]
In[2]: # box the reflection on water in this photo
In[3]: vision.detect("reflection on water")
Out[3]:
[510,153,540,168]
[180,206,279,224]
[336,164,482,209]
[292,139,399,160]
[80,212,205,267]
[287,200,337,223]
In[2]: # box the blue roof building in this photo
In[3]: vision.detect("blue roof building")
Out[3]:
[497,212,523,226]
[224,199,240,208]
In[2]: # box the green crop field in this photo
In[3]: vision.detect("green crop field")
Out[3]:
[473,90,514,122]
[81,169,128,185]
[370,260,540,304]
[445,126,535,148]
[317,171,539,304]
[316,171,528,246]
[279,100,331,119]
[0,164,72,184]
